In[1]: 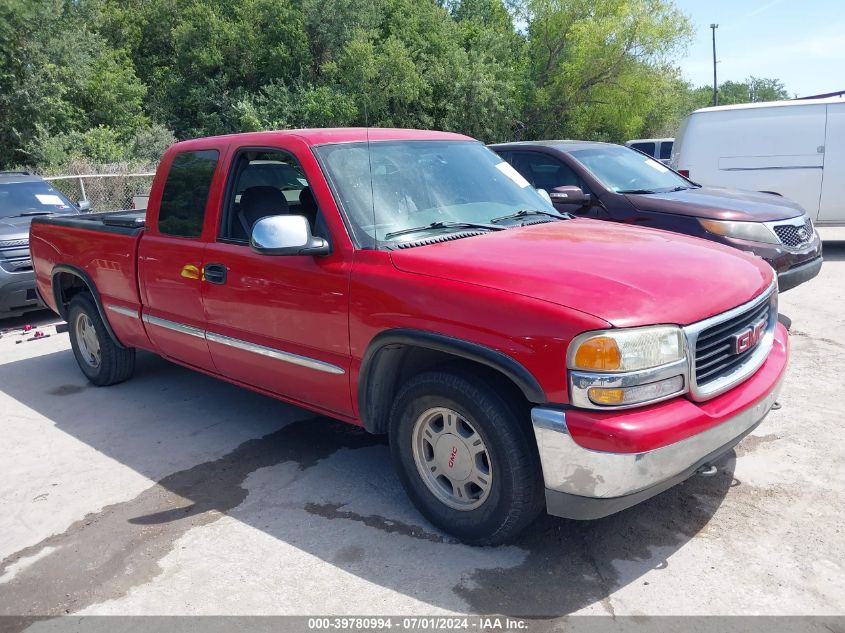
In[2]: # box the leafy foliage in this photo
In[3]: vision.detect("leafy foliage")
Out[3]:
[0,0,791,171]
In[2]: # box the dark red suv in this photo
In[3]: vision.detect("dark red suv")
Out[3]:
[490,141,822,292]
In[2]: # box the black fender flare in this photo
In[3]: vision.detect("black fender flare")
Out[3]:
[357,328,546,434]
[51,264,127,349]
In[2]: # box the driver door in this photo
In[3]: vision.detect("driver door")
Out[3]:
[201,142,353,417]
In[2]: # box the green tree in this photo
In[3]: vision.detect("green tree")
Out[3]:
[717,76,790,105]
[3,0,794,172]
[0,0,150,168]
[520,0,693,141]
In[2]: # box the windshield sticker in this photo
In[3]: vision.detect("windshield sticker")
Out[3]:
[35,194,68,206]
[496,161,531,188]
[644,159,670,173]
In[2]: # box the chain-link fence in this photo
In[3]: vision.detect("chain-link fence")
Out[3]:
[44,173,154,213]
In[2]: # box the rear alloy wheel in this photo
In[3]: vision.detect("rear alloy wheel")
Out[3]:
[390,369,544,545]
[74,312,101,369]
[67,293,136,386]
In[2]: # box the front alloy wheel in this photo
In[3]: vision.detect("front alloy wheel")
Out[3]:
[67,292,136,386]
[411,407,492,510]
[390,368,544,545]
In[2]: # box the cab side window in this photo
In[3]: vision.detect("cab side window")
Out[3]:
[509,152,587,193]
[220,149,324,243]
[158,150,219,238]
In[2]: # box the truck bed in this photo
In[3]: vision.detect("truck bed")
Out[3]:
[30,211,148,347]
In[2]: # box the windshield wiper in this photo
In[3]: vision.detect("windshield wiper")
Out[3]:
[8,211,54,217]
[383,221,505,240]
[617,189,658,194]
[491,209,570,224]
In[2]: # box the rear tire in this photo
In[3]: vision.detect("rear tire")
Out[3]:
[389,368,544,545]
[68,293,135,386]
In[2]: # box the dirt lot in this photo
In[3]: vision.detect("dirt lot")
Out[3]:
[1,245,843,624]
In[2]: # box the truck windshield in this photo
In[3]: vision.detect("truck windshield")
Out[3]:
[314,140,561,246]
[0,181,77,218]
[569,145,693,194]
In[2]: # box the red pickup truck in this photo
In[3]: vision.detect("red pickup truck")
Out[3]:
[30,129,788,545]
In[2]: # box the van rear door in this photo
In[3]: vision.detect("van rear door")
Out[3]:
[817,102,845,225]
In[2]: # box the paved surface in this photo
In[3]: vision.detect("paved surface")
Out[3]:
[1,246,844,622]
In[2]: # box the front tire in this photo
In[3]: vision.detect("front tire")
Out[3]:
[389,369,544,545]
[68,293,135,386]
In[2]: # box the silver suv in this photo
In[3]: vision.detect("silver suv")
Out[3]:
[0,172,83,318]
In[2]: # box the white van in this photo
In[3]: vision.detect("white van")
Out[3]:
[671,97,845,236]
[625,138,674,164]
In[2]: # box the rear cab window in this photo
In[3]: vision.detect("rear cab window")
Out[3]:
[659,142,673,160]
[157,150,220,237]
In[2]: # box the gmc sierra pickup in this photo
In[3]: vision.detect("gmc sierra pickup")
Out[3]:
[30,129,788,545]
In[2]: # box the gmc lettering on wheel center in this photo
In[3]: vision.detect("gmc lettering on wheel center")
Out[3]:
[29,129,789,545]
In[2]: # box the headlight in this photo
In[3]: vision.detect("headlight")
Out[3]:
[567,326,688,409]
[568,326,685,372]
[698,219,779,244]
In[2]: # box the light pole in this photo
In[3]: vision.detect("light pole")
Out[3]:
[710,23,719,106]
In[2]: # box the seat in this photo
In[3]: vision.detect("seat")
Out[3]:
[237,186,288,239]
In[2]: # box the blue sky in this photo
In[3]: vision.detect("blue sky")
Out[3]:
[673,0,845,97]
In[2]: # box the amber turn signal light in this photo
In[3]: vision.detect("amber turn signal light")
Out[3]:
[587,387,625,405]
[572,336,622,371]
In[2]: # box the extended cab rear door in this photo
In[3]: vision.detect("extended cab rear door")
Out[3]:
[200,137,354,417]
[138,144,229,370]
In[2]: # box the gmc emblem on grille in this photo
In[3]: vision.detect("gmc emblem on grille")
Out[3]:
[731,320,767,355]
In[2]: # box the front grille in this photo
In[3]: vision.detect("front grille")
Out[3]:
[773,218,813,248]
[0,238,28,249]
[694,297,771,386]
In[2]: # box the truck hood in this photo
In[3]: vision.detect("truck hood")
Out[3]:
[625,186,804,222]
[389,219,774,328]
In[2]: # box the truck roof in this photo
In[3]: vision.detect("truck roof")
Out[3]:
[171,128,474,150]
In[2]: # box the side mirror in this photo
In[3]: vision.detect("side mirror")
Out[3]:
[77,200,91,212]
[250,214,330,256]
[549,186,590,205]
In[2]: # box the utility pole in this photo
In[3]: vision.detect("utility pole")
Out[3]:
[710,23,719,106]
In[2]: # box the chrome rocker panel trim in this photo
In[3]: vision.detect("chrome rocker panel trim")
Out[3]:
[142,313,205,339]
[106,304,140,319]
[531,373,783,519]
[205,331,345,375]
[141,313,345,375]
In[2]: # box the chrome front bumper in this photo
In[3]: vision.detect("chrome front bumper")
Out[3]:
[531,375,783,520]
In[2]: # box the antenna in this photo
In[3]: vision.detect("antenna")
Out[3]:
[363,83,377,248]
